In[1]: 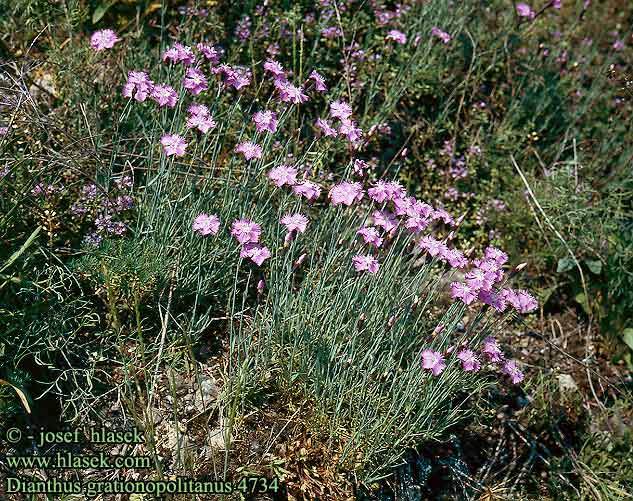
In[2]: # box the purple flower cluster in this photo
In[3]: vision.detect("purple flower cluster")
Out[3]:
[421,336,524,384]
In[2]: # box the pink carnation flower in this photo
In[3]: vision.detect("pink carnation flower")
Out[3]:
[504,288,538,313]
[430,27,451,44]
[329,100,353,121]
[372,210,398,232]
[482,336,504,363]
[186,105,217,133]
[502,360,525,384]
[197,43,220,64]
[275,79,308,104]
[457,349,481,372]
[162,42,195,65]
[386,29,407,44]
[328,182,364,206]
[122,71,153,102]
[450,282,477,305]
[479,289,508,313]
[315,118,338,137]
[235,142,263,161]
[339,120,363,143]
[352,254,379,274]
[309,70,327,92]
[268,165,297,187]
[421,349,446,376]
[419,236,447,258]
[357,226,383,248]
[516,2,535,18]
[263,59,285,78]
[183,67,208,95]
[160,134,187,157]
[252,110,278,134]
[240,243,271,266]
[231,219,261,245]
[484,246,509,266]
[281,213,309,234]
[192,213,220,236]
[352,159,369,176]
[150,84,178,108]
[90,29,120,51]
[292,181,321,201]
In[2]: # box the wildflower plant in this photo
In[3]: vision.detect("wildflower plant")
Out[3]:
[0,0,570,489]
[79,17,541,479]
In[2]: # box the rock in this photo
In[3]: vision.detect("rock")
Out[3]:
[192,375,219,413]
[557,374,578,392]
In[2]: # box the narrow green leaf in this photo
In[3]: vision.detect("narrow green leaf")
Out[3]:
[0,226,41,273]
[0,379,31,414]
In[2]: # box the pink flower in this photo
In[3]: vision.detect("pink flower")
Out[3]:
[231,219,261,245]
[502,360,525,384]
[188,103,210,116]
[275,79,308,104]
[352,254,379,274]
[516,3,535,18]
[441,248,468,269]
[613,40,625,51]
[339,120,363,143]
[235,142,263,161]
[227,67,252,90]
[281,213,309,234]
[213,65,251,90]
[197,43,220,64]
[432,207,455,226]
[268,165,297,187]
[240,243,271,266]
[329,100,353,121]
[90,29,120,51]
[186,106,217,133]
[263,59,285,78]
[465,268,494,292]
[309,70,327,92]
[552,0,561,8]
[162,42,195,65]
[328,182,364,206]
[150,84,178,108]
[292,181,321,201]
[357,227,383,248]
[122,71,153,102]
[315,118,338,137]
[504,288,538,313]
[161,134,187,157]
[479,289,508,313]
[421,349,446,376]
[450,282,477,305]
[372,210,398,232]
[430,27,451,44]
[252,110,278,134]
[484,246,509,266]
[386,29,407,44]
[183,67,208,95]
[419,236,447,258]
[368,181,405,203]
[352,159,369,176]
[457,349,481,372]
[404,215,430,234]
[482,336,504,363]
[192,213,220,236]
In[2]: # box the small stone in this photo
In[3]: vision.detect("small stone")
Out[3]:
[557,374,578,392]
